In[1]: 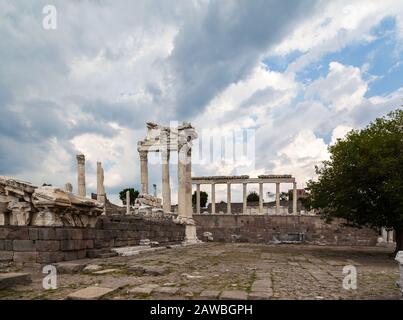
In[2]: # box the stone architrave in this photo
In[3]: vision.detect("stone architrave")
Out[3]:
[76,154,86,197]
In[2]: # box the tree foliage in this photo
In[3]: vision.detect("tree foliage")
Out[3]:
[119,188,139,206]
[305,109,403,251]
[247,191,259,202]
[192,190,208,208]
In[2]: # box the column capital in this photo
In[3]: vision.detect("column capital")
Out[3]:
[139,150,148,161]
[76,154,85,164]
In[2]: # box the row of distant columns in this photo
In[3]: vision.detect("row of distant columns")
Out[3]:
[195,181,298,214]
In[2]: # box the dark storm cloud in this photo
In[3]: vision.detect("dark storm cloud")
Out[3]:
[169,0,319,118]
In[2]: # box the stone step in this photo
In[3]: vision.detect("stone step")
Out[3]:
[86,249,118,259]
[0,272,31,289]
[111,245,165,257]
[67,286,117,300]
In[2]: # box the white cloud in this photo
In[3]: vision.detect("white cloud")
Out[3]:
[305,61,367,111]
[331,125,353,144]
[272,129,329,186]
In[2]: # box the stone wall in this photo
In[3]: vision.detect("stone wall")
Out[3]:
[194,214,379,246]
[0,215,185,265]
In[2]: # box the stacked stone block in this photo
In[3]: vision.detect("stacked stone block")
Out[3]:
[0,215,185,265]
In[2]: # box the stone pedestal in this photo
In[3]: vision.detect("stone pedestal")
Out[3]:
[183,224,200,245]
[395,251,403,296]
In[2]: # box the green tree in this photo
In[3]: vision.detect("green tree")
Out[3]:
[305,110,403,252]
[192,191,208,208]
[119,188,139,206]
[247,191,259,202]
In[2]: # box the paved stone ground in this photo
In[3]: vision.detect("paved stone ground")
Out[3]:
[0,243,401,300]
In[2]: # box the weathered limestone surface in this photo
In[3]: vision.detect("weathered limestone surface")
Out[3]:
[67,286,117,300]
[31,186,103,227]
[0,272,31,289]
[0,176,104,228]
[0,176,35,226]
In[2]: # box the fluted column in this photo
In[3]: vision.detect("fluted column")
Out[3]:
[161,150,171,212]
[259,182,263,214]
[243,183,247,214]
[211,183,216,214]
[76,154,86,197]
[196,184,201,214]
[275,182,280,214]
[139,150,148,194]
[293,182,297,214]
[227,182,231,214]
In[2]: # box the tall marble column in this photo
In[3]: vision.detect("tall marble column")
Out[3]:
[227,183,231,214]
[76,154,86,197]
[196,184,201,214]
[275,182,280,214]
[243,183,247,214]
[211,183,216,214]
[126,190,130,215]
[96,162,106,204]
[178,137,192,218]
[161,150,171,213]
[178,123,199,244]
[259,182,264,214]
[292,182,297,214]
[177,147,187,218]
[139,150,148,194]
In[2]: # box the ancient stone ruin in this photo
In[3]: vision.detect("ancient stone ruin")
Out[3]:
[0,121,391,268]
[0,176,103,228]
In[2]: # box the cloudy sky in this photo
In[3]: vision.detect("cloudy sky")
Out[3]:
[1,0,402,205]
